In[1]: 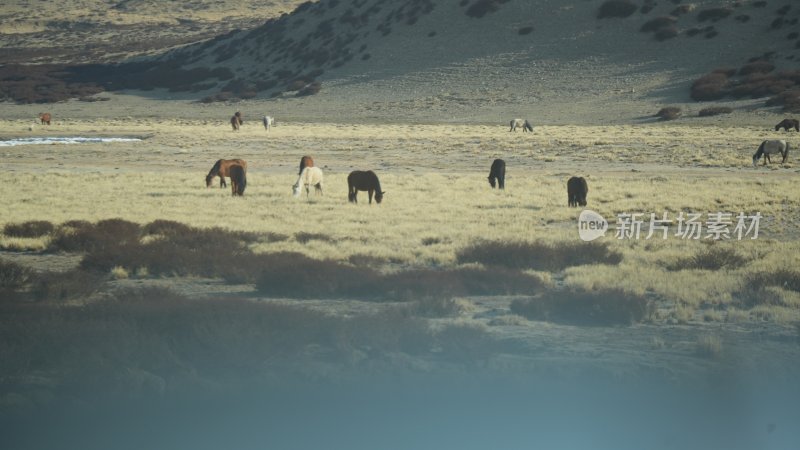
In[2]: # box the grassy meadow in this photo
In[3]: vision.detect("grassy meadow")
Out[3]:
[1,118,800,405]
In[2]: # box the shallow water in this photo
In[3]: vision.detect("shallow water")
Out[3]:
[0,137,142,146]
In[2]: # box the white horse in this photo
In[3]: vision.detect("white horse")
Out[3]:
[293,166,323,198]
[263,115,274,131]
[510,118,533,132]
[752,140,789,166]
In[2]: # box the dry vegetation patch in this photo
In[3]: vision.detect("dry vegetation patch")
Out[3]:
[510,289,654,326]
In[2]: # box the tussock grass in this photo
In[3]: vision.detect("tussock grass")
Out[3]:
[698,106,733,117]
[695,335,723,359]
[0,258,32,290]
[3,220,55,238]
[665,246,751,271]
[656,106,682,120]
[597,0,638,19]
[455,240,622,272]
[510,289,654,326]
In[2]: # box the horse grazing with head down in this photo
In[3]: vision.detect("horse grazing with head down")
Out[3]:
[348,170,384,204]
[38,112,51,125]
[752,140,790,166]
[775,118,799,132]
[231,112,243,131]
[293,167,323,199]
[298,156,314,175]
[488,159,506,189]
[509,118,533,132]
[567,176,588,207]
[206,159,247,188]
[229,164,247,196]
[263,115,274,131]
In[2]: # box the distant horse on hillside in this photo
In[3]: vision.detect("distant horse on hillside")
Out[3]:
[348,170,384,204]
[263,115,274,131]
[206,159,248,188]
[38,112,51,125]
[509,118,533,132]
[293,166,324,199]
[775,118,799,132]
[567,176,588,207]
[752,140,789,166]
[229,164,247,196]
[231,112,243,131]
[299,155,314,175]
[488,159,506,189]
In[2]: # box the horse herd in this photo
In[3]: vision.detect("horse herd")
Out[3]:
[206,156,386,204]
[205,114,795,207]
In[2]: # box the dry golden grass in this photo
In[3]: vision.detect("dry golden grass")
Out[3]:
[1,120,799,324]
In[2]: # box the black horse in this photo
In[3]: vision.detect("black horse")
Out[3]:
[775,118,799,132]
[488,159,506,189]
[347,170,384,204]
[567,176,588,207]
[229,164,247,196]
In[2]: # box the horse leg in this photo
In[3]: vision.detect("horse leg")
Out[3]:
[368,189,374,204]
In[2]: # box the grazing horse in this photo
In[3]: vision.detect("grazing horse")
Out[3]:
[752,140,789,166]
[229,164,247,196]
[509,118,533,132]
[348,170,384,204]
[263,115,274,131]
[231,112,243,131]
[775,118,799,132]
[567,176,588,207]
[38,112,51,125]
[293,166,323,198]
[298,155,314,175]
[206,159,248,188]
[488,159,506,189]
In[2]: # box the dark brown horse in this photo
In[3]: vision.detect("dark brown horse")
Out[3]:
[348,170,384,204]
[231,112,243,131]
[38,112,51,125]
[488,159,506,189]
[775,118,799,132]
[567,176,588,207]
[229,164,247,196]
[299,155,314,175]
[206,159,248,187]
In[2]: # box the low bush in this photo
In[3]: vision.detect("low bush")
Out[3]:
[641,16,677,32]
[3,220,55,238]
[739,61,775,75]
[0,259,32,290]
[697,7,732,22]
[655,26,679,40]
[296,82,322,97]
[32,269,103,302]
[691,72,729,100]
[744,269,800,293]
[465,0,511,18]
[698,106,733,116]
[597,0,638,19]
[510,289,654,326]
[656,106,682,120]
[455,240,622,271]
[665,246,750,271]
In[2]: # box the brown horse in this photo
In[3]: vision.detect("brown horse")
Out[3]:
[231,112,243,131]
[229,164,247,196]
[348,170,384,204]
[775,118,799,132]
[38,112,51,125]
[206,159,247,187]
[299,155,314,175]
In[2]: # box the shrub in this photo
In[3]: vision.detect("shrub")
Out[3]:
[655,26,679,40]
[3,220,55,238]
[691,73,728,100]
[744,269,800,293]
[739,61,775,75]
[455,240,622,271]
[697,7,732,22]
[32,269,103,302]
[698,106,733,116]
[656,106,682,120]
[640,16,677,32]
[465,0,511,18]
[518,26,534,35]
[295,232,333,244]
[597,0,638,19]
[510,289,654,326]
[296,82,322,97]
[665,246,750,271]
[48,218,140,253]
[0,259,32,289]
[670,4,694,15]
